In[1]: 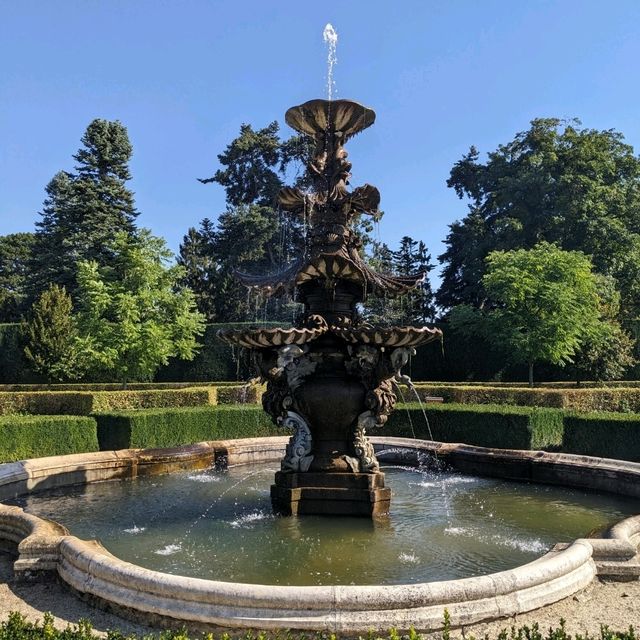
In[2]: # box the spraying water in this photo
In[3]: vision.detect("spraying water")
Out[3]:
[323,23,338,100]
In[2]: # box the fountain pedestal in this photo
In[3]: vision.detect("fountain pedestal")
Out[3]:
[271,471,390,516]
[217,99,442,517]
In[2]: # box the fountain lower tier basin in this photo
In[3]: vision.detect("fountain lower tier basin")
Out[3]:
[1,437,640,633]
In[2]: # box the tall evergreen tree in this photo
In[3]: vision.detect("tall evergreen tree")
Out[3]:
[190,122,313,322]
[22,284,82,383]
[30,119,138,300]
[0,232,35,322]
[177,219,218,321]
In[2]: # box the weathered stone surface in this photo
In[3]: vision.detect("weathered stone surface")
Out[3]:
[0,437,639,631]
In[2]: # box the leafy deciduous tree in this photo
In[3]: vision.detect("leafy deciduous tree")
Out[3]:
[454,243,603,386]
[75,230,205,385]
[439,119,640,326]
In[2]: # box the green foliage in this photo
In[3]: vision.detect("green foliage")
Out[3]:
[382,403,564,450]
[0,232,35,322]
[0,391,94,416]
[0,612,636,640]
[413,384,640,412]
[75,230,205,384]
[187,121,311,323]
[95,405,279,450]
[482,242,601,384]
[563,411,640,462]
[570,276,637,382]
[30,120,139,300]
[0,416,98,462]
[439,118,640,325]
[22,284,82,383]
[0,388,217,416]
[0,324,33,383]
[365,238,436,326]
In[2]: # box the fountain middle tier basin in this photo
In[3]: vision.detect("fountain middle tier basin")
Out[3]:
[1,437,639,632]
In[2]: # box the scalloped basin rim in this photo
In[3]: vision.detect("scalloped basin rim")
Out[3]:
[217,324,443,348]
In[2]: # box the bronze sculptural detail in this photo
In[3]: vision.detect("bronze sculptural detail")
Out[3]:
[218,98,442,516]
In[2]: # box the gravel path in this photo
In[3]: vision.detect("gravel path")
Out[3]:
[1,554,639,638]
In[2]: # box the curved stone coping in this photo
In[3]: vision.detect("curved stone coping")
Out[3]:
[0,436,639,631]
[57,535,596,632]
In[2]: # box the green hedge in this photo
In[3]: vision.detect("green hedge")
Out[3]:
[0,415,98,462]
[0,387,218,416]
[95,405,280,450]
[382,403,564,450]
[563,411,640,462]
[414,384,640,413]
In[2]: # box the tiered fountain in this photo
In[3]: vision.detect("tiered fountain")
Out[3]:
[219,98,442,516]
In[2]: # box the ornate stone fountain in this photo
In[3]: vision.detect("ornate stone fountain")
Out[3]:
[218,99,442,516]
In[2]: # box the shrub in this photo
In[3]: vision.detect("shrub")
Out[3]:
[382,403,564,450]
[0,415,98,462]
[216,384,264,404]
[89,387,217,412]
[413,384,640,413]
[95,405,281,450]
[563,410,640,462]
[0,387,217,416]
[0,611,636,640]
[0,391,94,416]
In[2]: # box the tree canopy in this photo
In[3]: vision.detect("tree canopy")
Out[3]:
[30,119,138,300]
[451,242,604,385]
[438,118,640,325]
[0,232,35,322]
[75,230,205,384]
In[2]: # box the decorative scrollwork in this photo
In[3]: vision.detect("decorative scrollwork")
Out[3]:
[280,411,314,473]
[353,411,380,472]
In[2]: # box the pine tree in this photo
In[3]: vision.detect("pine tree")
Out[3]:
[178,219,218,321]
[22,284,82,383]
[0,232,36,322]
[30,119,138,301]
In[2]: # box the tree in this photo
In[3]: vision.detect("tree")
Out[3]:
[30,119,138,300]
[364,237,436,326]
[75,230,205,385]
[438,119,640,324]
[22,284,81,383]
[570,276,636,382]
[188,122,314,322]
[466,243,602,386]
[177,219,218,321]
[0,232,35,322]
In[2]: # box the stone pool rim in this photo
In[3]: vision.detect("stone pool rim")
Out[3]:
[0,436,639,633]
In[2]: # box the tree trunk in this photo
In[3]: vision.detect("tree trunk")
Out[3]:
[528,361,534,388]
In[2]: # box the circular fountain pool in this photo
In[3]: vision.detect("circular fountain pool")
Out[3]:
[11,461,639,586]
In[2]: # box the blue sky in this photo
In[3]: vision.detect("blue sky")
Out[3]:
[2,0,640,286]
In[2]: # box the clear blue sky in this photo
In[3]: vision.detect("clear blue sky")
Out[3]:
[2,0,640,286]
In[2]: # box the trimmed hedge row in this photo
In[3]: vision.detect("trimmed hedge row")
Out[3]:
[2,403,640,464]
[0,415,99,462]
[382,403,564,450]
[414,384,640,413]
[95,405,280,450]
[0,385,265,416]
[0,387,218,416]
[563,411,640,462]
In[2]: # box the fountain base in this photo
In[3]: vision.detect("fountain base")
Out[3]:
[270,470,390,516]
